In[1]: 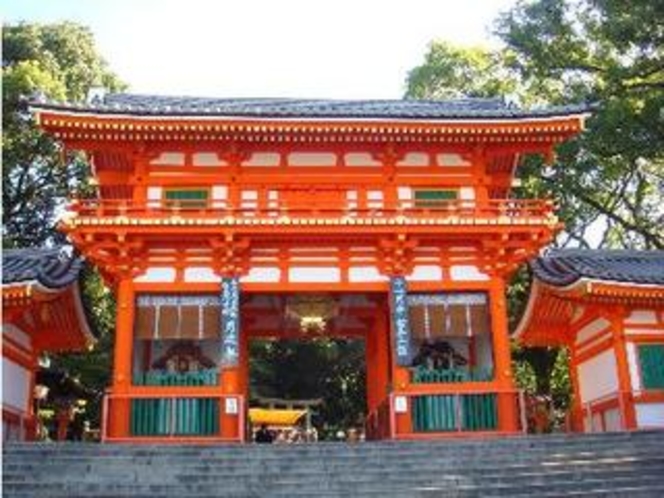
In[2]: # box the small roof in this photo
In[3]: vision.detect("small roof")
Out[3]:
[249,408,307,427]
[531,249,664,287]
[515,249,664,346]
[32,93,589,121]
[3,246,85,290]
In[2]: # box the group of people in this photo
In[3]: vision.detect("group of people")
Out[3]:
[254,424,318,444]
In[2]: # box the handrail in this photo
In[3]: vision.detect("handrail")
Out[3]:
[101,391,245,443]
[68,198,555,221]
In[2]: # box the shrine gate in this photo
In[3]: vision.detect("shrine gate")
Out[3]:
[32,94,588,442]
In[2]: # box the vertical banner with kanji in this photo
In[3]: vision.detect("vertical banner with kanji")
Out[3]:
[390,276,411,366]
[220,276,240,367]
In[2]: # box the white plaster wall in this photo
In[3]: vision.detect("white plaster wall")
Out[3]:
[147,186,162,208]
[344,153,381,167]
[288,152,336,167]
[242,152,280,167]
[459,187,475,200]
[577,349,619,403]
[436,153,471,167]
[396,152,429,167]
[150,152,185,166]
[134,267,177,283]
[635,403,664,428]
[625,310,658,324]
[407,265,443,282]
[184,267,219,283]
[450,265,489,281]
[575,317,611,345]
[2,358,31,412]
[192,152,227,167]
[241,267,281,283]
[289,267,341,283]
[626,342,642,391]
[348,266,387,283]
[603,408,622,432]
[2,324,32,351]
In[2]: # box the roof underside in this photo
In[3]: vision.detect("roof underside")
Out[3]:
[2,246,85,289]
[531,249,664,287]
[33,93,589,121]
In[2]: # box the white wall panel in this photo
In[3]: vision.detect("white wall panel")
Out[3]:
[348,266,387,283]
[626,342,642,391]
[407,265,443,282]
[183,267,219,283]
[635,403,664,428]
[2,358,31,412]
[577,349,619,403]
[450,265,489,281]
[626,310,658,324]
[134,267,177,283]
[575,317,611,345]
[2,324,32,351]
[289,267,341,283]
[241,267,281,283]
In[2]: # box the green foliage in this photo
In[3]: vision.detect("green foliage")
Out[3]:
[497,0,664,249]
[406,41,519,99]
[250,339,366,437]
[2,21,125,248]
[3,22,124,430]
[405,2,664,419]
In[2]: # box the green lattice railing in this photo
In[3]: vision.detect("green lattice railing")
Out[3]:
[131,397,219,436]
[411,367,493,383]
[133,369,218,387]
[130,370,219,436]
[412,393,497,432]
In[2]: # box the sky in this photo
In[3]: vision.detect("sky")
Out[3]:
[3,0,517,99]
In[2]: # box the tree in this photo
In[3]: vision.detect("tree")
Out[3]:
[405,2,664,421]
[3,22,125,248]
[496,0,664,249]
[250,338,366,438]
[3,22,125,431]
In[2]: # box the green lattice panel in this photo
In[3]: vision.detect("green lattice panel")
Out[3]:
[639,344,664,389]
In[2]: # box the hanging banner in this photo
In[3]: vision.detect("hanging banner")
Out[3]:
[390,276,412,366]
[220,276,240,367]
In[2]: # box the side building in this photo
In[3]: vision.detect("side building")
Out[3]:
[32,94,588,442]
[2,247,95,440]
[515,250,664,432]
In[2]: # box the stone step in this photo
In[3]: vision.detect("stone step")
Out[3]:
[4,431,663,498]
[3,473,664,498]
[5,453,663,483]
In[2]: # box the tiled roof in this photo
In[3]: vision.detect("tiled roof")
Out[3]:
[531,249,664,287]
[2,246,85,289]
[32,93,589,120]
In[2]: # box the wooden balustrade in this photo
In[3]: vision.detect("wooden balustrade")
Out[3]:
[68,198,555,222]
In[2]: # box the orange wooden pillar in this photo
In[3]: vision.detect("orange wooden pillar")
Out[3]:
[609,311,637,430]
[489,277,518,432]
[568,345,586,432]
[108,278,135,438]
[387,278,412,437]
[365,322,379,413]
[218,276,244,441]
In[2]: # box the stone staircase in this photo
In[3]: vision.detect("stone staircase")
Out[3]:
[3,430,664,497]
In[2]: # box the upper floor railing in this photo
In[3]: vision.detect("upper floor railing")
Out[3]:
[67,198,556,224]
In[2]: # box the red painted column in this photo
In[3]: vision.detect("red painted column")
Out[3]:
[489,277,518,433]
[108,278,135,438]
[365,323,378,413]
[610,311,637,430]
[568,344,586,432]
